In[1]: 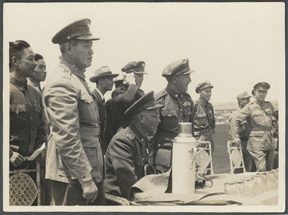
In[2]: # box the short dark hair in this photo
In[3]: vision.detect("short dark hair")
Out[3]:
[35,53,43,62]
[9,40,31,68]
[60,40,79,54]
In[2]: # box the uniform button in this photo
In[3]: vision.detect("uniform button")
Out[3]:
[180,109,183,112]
[141,139,144,142]
[158,144,161,147]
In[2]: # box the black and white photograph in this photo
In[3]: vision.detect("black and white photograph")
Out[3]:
[2,2,286,213]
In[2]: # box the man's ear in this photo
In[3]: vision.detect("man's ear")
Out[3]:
[139,112,145,124]
[11,56,18,66]
[172,75,177,83]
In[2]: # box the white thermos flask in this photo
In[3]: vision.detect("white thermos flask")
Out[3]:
[172,122,197,193]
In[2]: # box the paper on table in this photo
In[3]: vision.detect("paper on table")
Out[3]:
[27,143,45,161]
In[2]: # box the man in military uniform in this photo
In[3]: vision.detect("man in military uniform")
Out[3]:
[103,74,126,153]
[194,81,216,152]
[230,82,275,172]
[229,92,254,172]
[43,19,105,205]
[9,40,46,169]
[111,61,146,129]
[89,66,119,152]
[27,53,47,93]
[154,59,195,173]
[105,91,163,199]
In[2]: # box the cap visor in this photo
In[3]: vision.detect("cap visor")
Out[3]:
[134,72,148,74]
[146,103,164,110]
[90,74,119,83]
[76,35,100,40]
[182,70,195,75]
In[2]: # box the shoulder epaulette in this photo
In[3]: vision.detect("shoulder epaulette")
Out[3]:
[155,89,167,101]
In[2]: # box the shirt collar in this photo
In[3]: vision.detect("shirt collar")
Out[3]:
[60,57,86,80]
[95,88,104,100]
[10,75,27,91]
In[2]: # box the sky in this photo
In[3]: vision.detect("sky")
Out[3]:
[3,2,285,104]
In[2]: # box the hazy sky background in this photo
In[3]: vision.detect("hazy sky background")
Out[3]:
[3,2,285,104]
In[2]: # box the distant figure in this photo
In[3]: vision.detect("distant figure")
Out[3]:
[27,53,47,93]
[105,91,163,198]
[89,66,119,151]
[103,74,126,153]
[154,59,195,173]
[194,81,216,151]
[229,92,254,172]
[230,82,275,172]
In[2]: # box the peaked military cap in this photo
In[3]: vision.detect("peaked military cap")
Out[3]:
[253,82,270,90]
[162,58,194,77]
[121,61,147,74]
[90,66,119,83]
[52,19,99,44]
[195,81,214,93]
[125,91,164,117]
[237,92,251,100]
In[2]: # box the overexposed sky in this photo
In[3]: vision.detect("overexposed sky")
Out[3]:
[3,2,285,103]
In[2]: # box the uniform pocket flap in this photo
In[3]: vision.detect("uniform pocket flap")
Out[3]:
[79,91,93,103]
[250,131,265,137]
[161,109,177,117]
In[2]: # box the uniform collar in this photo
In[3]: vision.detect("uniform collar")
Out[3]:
[166,86,181,99]
[199,96,209,105]
[253,98,265,106]
[129,123,147,144]
[60,57,86,80]
[10,75,27,91]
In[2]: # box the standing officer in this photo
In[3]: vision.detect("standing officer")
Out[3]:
[103,74,126,153]
[229,92,254,172]
[230,82,275,172]
[27,53,47,93]
[9,40,46,170]
[89,66,119,151]
[105,91,163,199]
[154,59,195,173]
[194,81,216,152]
[43,19,105,205]
[112,61,146,129]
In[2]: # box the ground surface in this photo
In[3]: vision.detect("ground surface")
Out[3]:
[212,123,231,174]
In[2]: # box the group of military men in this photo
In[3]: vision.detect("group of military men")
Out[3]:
[9,18,278,205]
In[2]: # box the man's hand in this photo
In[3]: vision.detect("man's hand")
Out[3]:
[10,151,25,167]
[233,138,241,145]
[80,179,98,202]
[123,73,136,85]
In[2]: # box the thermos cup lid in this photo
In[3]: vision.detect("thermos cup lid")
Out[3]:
[178,122,192,137]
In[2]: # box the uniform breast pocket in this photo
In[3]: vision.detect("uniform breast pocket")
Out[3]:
[160,109,179,130]
[10,104,27,128]
[78,91,97,123]
[183,106,191,117]
[252,110,264,125]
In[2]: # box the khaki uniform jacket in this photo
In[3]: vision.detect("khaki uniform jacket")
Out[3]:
[105,125,149,199]
[230,99,274,151]
[194,97,215,139]
[43,59,103,184]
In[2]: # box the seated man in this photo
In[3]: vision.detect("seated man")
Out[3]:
[105,91,164,199]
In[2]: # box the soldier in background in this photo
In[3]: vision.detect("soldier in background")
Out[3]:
[112,61,146,129]
[9,40,46,169]
[27,53,47,93]
[230,82,275,172]
[44,19,105,205]
[194,81,216,152]
[229,92,255,172]
[154,59,195,173]
[105,91,163,199]
[89,66,119,151]
[9,40,47,206]
[103,74,126,153]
